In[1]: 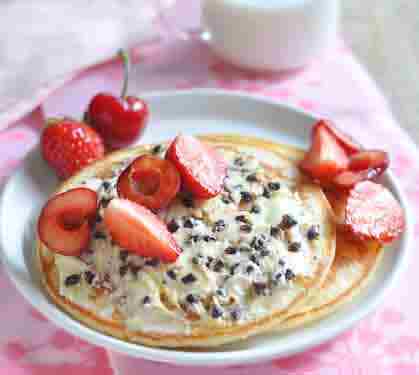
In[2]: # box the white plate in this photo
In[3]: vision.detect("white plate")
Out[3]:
[0,90,412,366]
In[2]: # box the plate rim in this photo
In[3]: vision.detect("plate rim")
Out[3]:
[0,89,413,366]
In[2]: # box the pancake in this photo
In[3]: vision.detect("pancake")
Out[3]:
[37,135,336,348]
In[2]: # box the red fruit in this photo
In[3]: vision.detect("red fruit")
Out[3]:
[339,181,405,243]
[299,123,349,181]
[166,135,228,199]
[87,94,148,149]
[41,119,105,179]
[315,120,361,155]
[104,199,180,263]
[86,51,148,149]
[38,188,98,255]
[117,155,180,210]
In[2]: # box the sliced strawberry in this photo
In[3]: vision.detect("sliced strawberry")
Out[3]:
[38,188,98,255]
[166,135,227,199]
[332,150,389,189]
[315,120,361,155]
[104,199,180,262]
[299,124,349,181]
[117,155,180,210]
[340,181,405,243]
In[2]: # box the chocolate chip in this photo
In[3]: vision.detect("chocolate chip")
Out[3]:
[119,265,129,277]
[203,235,216,242]
[288,242,301,252]
[260,249,270,257]
[94,231,107,240]
[272,272,283,285]
[240,224,252,233]
[190,235,200,243]
[181,273,197,284]
[251,234,267,250]
[143,296,151,305]
[239,246,251,252]
[151,144,162,154]
[251,205,261,214]
[213,259,225,272]
[225,246,238,255]
[279,214,297,230]
[221,196,231,205]
[186,294,198,304]
[216,288,227,297]
[278,259,285,267]
[213,220,226,233]
[205,256,214,268]
[285,269,295,281]
[234,157,245,167]
[145,258,160,267]
[95,213,103,223]
[182,196,194,208]
[191,256,200,265]
[246,265,255,274]
[166,269,177,280]
[307,225,320,240]
[119,250,129,262]
[65,274,81,287]
[183,218,195,229]
[129,264,142,276]
[240,191,253,203]
[270,226,280,237]
[249,254,260,265]
[230,309,241,321]
[253,282,268,296]
[211,305,224,319]
[167,220,180,233]
[84,271,95,284]
[230,263,240,275]
[102,181,111,190]
[262,187,272,199]
[246,173,258,182]
[235,215,249,224]
[268,182,281,191]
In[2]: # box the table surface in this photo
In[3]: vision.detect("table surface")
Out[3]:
[343,1,419,144]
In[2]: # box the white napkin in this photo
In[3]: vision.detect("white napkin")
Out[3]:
[0,0,175,130]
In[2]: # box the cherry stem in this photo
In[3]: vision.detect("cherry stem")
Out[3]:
[118,49,131,99]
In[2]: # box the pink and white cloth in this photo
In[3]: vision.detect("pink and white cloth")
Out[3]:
[1,24,419,375]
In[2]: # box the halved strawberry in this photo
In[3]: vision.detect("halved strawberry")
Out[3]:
[37,188,98,255]
[338,181,405,243]
[332,150,389,189]
[166,135,227,199]
[299,123,349,181]
[117,155,180,210]
[104,199,180,262]
[315,120,361,155]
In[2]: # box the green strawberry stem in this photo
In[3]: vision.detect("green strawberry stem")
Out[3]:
[119,49,131,99]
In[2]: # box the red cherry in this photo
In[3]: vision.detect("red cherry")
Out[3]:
[86,50,149,149]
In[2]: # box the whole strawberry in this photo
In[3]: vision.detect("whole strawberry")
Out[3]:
[41,119,105,179]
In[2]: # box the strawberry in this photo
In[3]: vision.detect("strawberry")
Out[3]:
[166,135,227,199]
[117,155,180,210]
[41,119,105,179]
[335,181,405,243]
[315,120,361,155]
[37,188,98,255]
[332,150,389,189]
[104,199,180,263]
[299,123,349,181]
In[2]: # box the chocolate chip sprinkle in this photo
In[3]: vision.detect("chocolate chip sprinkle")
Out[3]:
[246,265,254,274]
[183,218,195,229]
[235,215,249,223]
[288,242,301,252]
[279,214,298,230]
[246,173,259,182]
[268,182,281,191]
[221,196,232,205]
[260,249,270,257]
[65,274,81,287]
[151,144,162,154]
[119,265,129,277]
[251,205,261,214]
[181,273,197,284]
[119,250,129,262]
[240,191,253,203]
[230,309,241,321]
[230,263,240,275]
[240,224,252,233]
[203,235,216,242]
[262,187,272,199]
[142,296,151,305]
[307,225,320,240]
[182,196,194,208]
[102,181,111,190]
[211,305,224,319]
[167,220,180,233]
[213,259,225,272]
[253,282,268,296]
[166,269,177,280]
[213,220,226,233]
[84,271,95,285]
[251,234,267,250]
[145,258,160,267]
[234,157,245,167]
[94,231,107,240]
[186,294,198,304]
[285,269,295,281]
[225,246,238,255]
[270,226,280,237]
